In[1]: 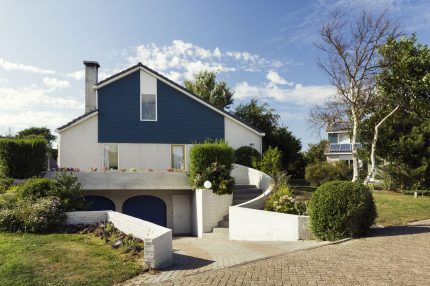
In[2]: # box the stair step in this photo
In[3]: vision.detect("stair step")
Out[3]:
[218,220,229,228]
[234,184,257,190]
[223,214,229,221]
[234,193,262,199]
[202,232,229,240]
[212,227,229,234]
[234,188,262,195]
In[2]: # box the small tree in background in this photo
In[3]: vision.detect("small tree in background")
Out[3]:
[234,99,303,177]
[304,140,328,165]
[184,71,234,109]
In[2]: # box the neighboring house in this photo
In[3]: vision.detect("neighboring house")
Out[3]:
[55,61,264,234]
[324,121,362,165]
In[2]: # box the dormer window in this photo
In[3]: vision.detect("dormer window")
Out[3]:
[140,94,157,121]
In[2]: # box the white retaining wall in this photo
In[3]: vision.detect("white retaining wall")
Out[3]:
[65,211,172,269]
[229,207,310,241]
[231,164,273,209]
[229,164,311,241]
[192,189,232,237]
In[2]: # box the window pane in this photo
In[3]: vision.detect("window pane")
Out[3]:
[172,145,185,170]
[141,94,156,120]
[103,143,118,170]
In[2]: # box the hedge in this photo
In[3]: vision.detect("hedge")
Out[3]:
[189,140,235,194]
[305,161,352,187]
[308,181,377,241]
[0,137,48,179]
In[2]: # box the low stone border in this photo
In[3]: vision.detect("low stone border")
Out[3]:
[66,211,172,269]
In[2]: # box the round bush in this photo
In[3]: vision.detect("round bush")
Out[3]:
[308,181,377,241]
[235,146,260,168]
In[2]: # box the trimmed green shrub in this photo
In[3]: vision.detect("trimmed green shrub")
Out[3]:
[0,137,48,179]
[15,178,53,199]
[254,146,282,177]
[235,146,261,168]
[305,161,352,187]
[189,140,235,194]
[308,181,377,241]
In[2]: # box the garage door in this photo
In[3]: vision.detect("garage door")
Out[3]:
[122,195,167,227]
[85,196,116,211]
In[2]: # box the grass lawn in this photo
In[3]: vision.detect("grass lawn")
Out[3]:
[373,191,430,226]
[0,232,142,286]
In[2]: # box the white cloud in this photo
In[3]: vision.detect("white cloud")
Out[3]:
[0,78,9,84]
[0,110,73,133]
[266,70,292,85]
[67,70,85,80]
[43,77,70,90]
[0,58,55,74]
[234,81,335,106]
[126,40,283,81]
[0,87,82,111]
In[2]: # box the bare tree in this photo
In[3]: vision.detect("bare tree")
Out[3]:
[314,9,400,182]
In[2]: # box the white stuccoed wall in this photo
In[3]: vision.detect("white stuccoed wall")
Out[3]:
[58,114,101,171]
[192,189,232,237]
[224,117,263,153]
[66,211,172,269]
[229,207,310,241]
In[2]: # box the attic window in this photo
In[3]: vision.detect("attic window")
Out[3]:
[140,94,157,121]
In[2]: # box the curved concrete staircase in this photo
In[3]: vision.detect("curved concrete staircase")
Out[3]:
[202,184,263,240]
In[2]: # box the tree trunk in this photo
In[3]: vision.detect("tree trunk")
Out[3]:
[364,105,400,185]
[351,107,360,182]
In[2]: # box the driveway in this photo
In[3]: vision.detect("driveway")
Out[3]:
[118,237,328,285]
[120,219,430,285]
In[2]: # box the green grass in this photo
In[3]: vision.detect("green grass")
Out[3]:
[0,232,142,286]
[373,191,430,226]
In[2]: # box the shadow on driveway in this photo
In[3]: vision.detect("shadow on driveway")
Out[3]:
[162,252,215,271]
[369,224,430,237]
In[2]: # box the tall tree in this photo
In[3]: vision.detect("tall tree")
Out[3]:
[313,9,400,181]
[361,35,430,185]
[184,70,234,109]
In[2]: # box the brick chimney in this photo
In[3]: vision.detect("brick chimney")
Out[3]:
[83,61,100,113]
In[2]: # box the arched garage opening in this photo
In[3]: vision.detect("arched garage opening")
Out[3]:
[122,195,167,227]
[84,196,116,211]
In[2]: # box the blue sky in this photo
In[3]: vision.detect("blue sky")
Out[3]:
[1,0,429,149]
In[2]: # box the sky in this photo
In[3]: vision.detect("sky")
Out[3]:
[1,0,430,149]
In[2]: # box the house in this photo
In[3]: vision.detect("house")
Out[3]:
[56,61,264,234]
[324,120,362,165]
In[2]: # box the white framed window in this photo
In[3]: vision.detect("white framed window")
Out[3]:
[102,143,119,170]
[171,145,185,170]
[140,93,157,121]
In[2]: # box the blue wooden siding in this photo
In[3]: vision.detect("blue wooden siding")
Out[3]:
[98,71,225,143]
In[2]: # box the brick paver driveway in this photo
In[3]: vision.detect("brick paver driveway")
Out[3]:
[155,220,430,286]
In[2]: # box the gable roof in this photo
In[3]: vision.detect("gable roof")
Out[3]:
[57,109,98,132]
[95,63,264,136]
